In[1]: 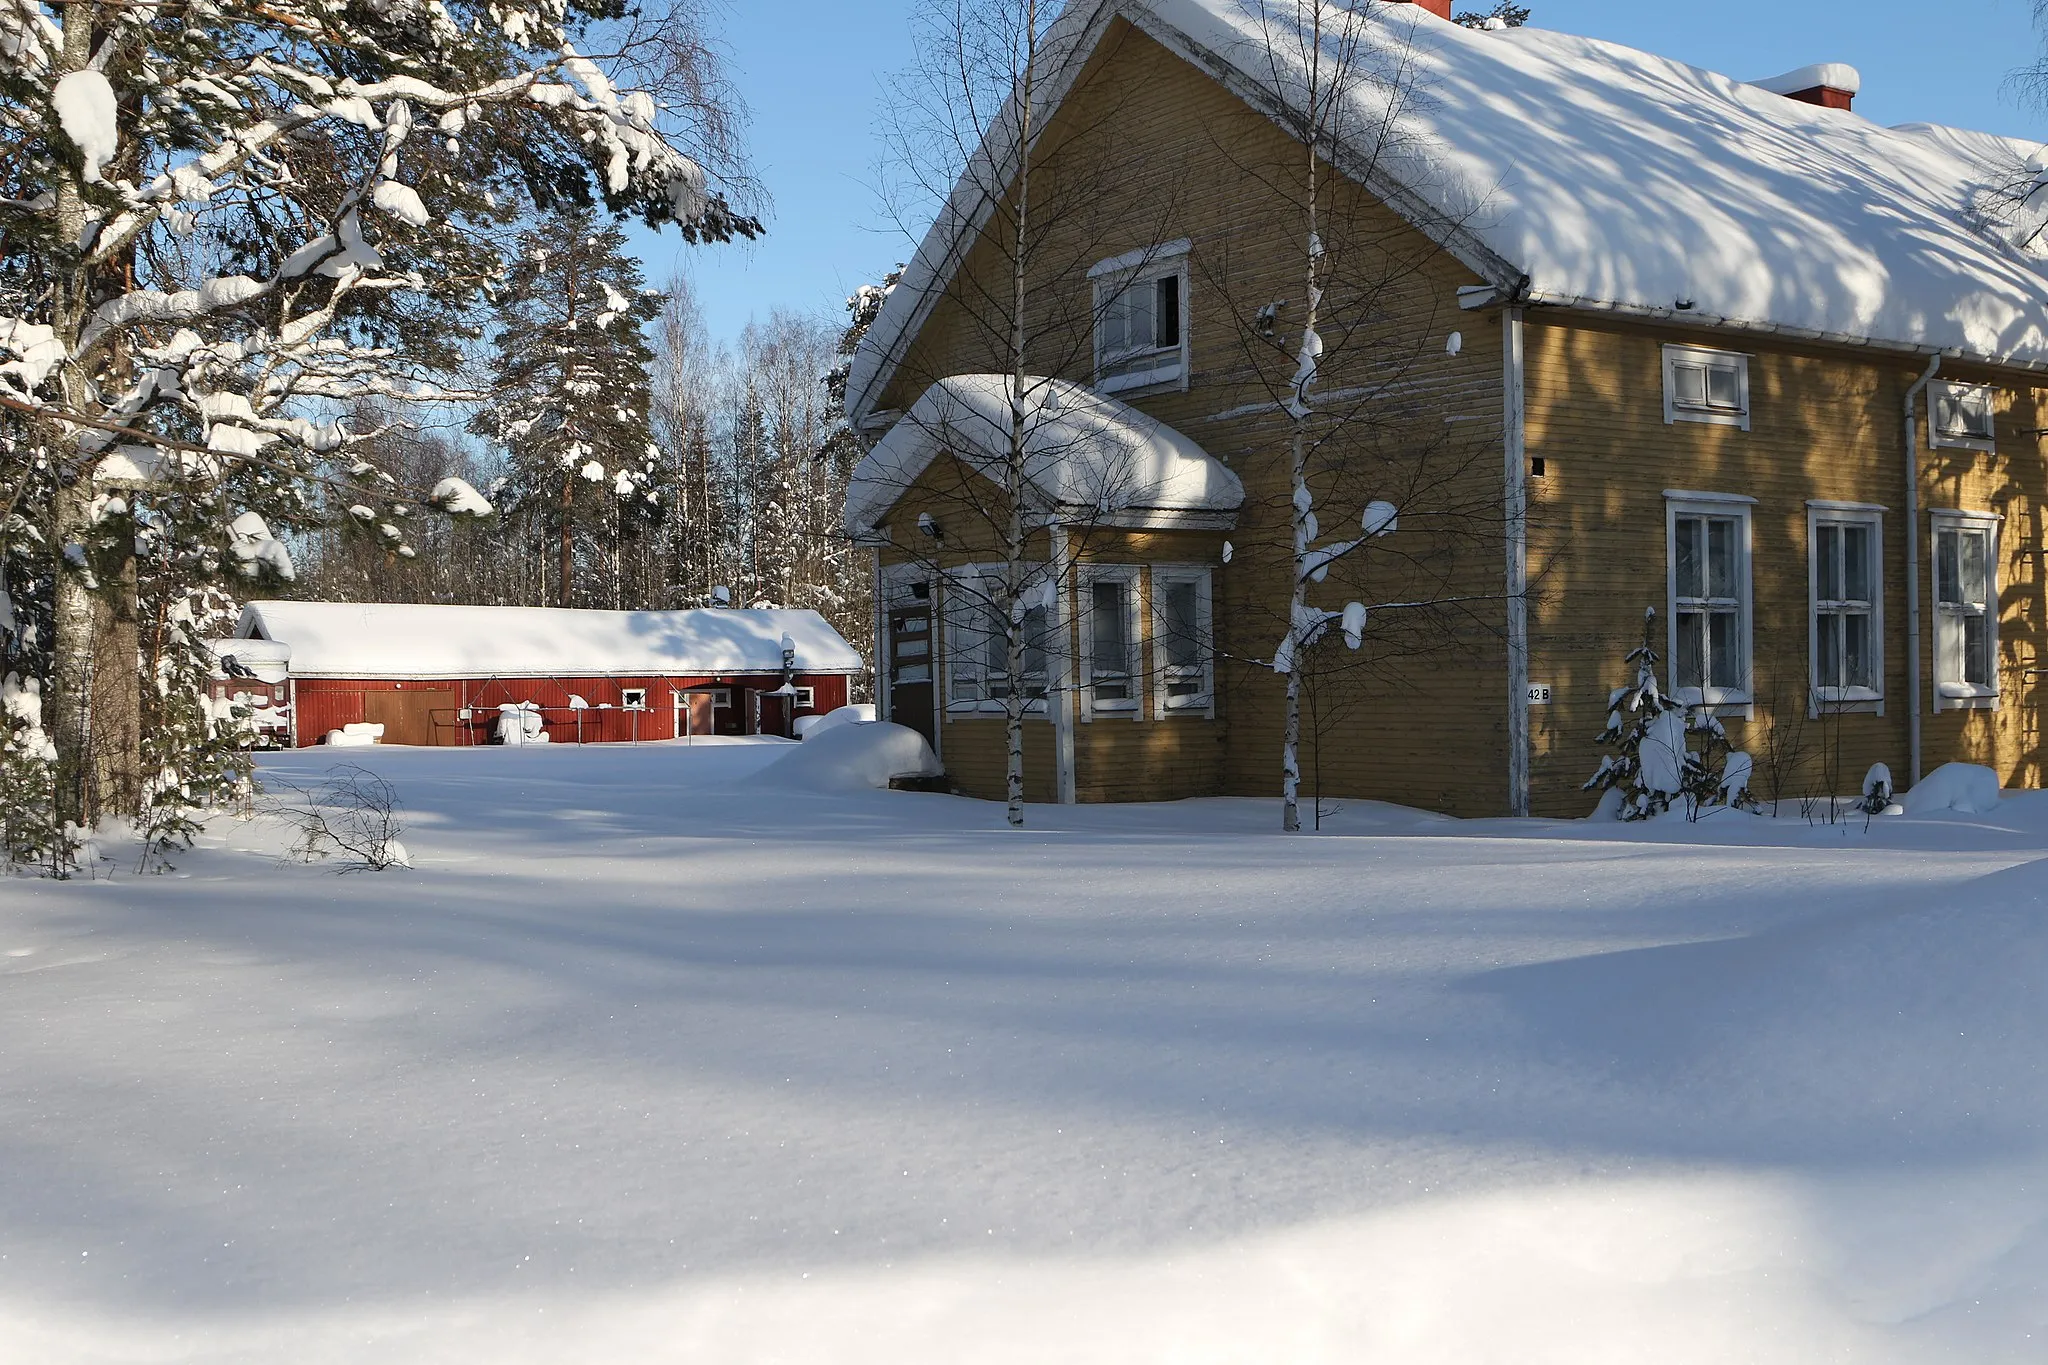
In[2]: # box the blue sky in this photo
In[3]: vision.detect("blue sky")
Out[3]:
[638,0,2048,348]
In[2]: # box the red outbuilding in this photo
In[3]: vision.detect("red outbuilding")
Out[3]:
[233,601,866,747]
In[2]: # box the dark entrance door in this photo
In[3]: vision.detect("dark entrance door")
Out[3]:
[888,604,937,749]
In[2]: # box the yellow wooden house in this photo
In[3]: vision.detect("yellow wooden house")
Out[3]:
[843,0,2048,817]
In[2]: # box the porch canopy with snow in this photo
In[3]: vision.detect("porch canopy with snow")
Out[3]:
[846,375,1243,800]
[845,374,1244,539]
[236,601,865,747]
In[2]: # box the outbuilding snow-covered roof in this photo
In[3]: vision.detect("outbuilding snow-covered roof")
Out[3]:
[847,1,2048,421]
[844,374,1244,536]
[236,602,865,679]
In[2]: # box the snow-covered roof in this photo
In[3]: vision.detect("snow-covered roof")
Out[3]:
[847,1,2048,421]
[845,374,1244,536]
[207,637,291,683]
[236,603,865,679]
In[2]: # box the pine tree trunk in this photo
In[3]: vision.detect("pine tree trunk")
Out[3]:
[558,471,575,608]
[91,544,143,818]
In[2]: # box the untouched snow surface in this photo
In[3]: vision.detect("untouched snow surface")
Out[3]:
[0,742,2043,1362]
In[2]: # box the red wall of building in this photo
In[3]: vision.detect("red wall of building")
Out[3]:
[290,673,852,747]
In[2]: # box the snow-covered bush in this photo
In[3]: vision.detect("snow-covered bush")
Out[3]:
[1861,763,1896,815]
[268,766,410,872]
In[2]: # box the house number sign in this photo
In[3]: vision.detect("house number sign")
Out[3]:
[1526,684,1554,706]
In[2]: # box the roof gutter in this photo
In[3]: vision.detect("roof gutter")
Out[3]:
[1903,351,1943,788]
[1459,288,2048,377]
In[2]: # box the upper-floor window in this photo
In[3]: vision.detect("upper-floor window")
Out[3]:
[1666,492,1754,709]
[1151,567,1215,717]
[1930,382,1996,451]
[1808,503,1884,709]
[1091,240,1190,394]
[1662,344,1750,430]
[1932,511,1999,708]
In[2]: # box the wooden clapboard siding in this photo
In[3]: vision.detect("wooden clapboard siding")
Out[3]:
[872,21,1516,814]
[1522,314,2048,814]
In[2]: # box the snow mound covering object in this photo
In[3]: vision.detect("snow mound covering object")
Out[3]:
[749,721,941,793]
[1901,762,2003,816]
[795,703,876,740]
[495,703,548,746]
[1748,63,1862,97]
[323,722,382,747]
[54,70,118,182]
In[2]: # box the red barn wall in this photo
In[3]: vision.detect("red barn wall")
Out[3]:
[290,673,853,747]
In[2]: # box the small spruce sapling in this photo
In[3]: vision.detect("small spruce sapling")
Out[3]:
[1587,609,1760,821]
[1584,609,1689,820]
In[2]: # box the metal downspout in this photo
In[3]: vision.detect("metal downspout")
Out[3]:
[1503,306,1530,816]
[1904,353,1943,788]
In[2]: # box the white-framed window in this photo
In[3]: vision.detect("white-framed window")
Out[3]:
[1150,566,1215,717]
[1662,344,1751,430]
[1665,492,1755,710]
[793,686,815,710]
[1930,382,1996,451]
[1079,565,1142,719]
[711,688,732,708]
[1932,510,2000,709]
[621,687,648,710]
[1090,239,1190,395]
[944,566,1051,715]
[1808,503,1884,711]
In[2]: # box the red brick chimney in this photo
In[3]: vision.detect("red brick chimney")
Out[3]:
[1752,63,1860,112]
[1397,0,1454,17]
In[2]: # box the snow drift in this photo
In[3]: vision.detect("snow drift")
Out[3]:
[1478,856,2048,1154]
[1902,762,2004,816]
[749,721,941,793]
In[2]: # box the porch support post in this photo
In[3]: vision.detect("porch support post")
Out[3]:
[1503,305,1531,817]
[1051,522,1078,804]
[872,548,889,722]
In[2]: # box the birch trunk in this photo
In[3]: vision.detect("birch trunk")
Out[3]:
[1002,0,1040,830]
[1282,27,1322,835]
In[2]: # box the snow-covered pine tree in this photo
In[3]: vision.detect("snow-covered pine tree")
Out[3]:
[1454,3,1532,28]
[475,208,667,609]
[1584,609,1691,821]
[0,0,755,843]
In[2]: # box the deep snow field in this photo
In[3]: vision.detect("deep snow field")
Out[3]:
[0,736,2043,1363]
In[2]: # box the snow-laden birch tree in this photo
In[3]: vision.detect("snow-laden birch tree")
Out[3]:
[871,0,1183,827]
[0,0,757,838]
[1218,0,1509,831]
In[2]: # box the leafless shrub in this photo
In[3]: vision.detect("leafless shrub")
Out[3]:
[266,765,411,873]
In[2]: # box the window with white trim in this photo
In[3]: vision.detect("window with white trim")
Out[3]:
[1930,382,1996,451]
[1809,506,1883,708]
[621,688,648,710]
[1079,566,1141,717]
[1091,241,1190,394]
[1151,567,1214,717]
[1662,344,1750,430]
[1932,512,1999,706]
[944,568,1050,714]
[793,686,815,710]
[1667,495,1753,707]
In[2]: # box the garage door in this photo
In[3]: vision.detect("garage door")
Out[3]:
[363,689,454,746]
